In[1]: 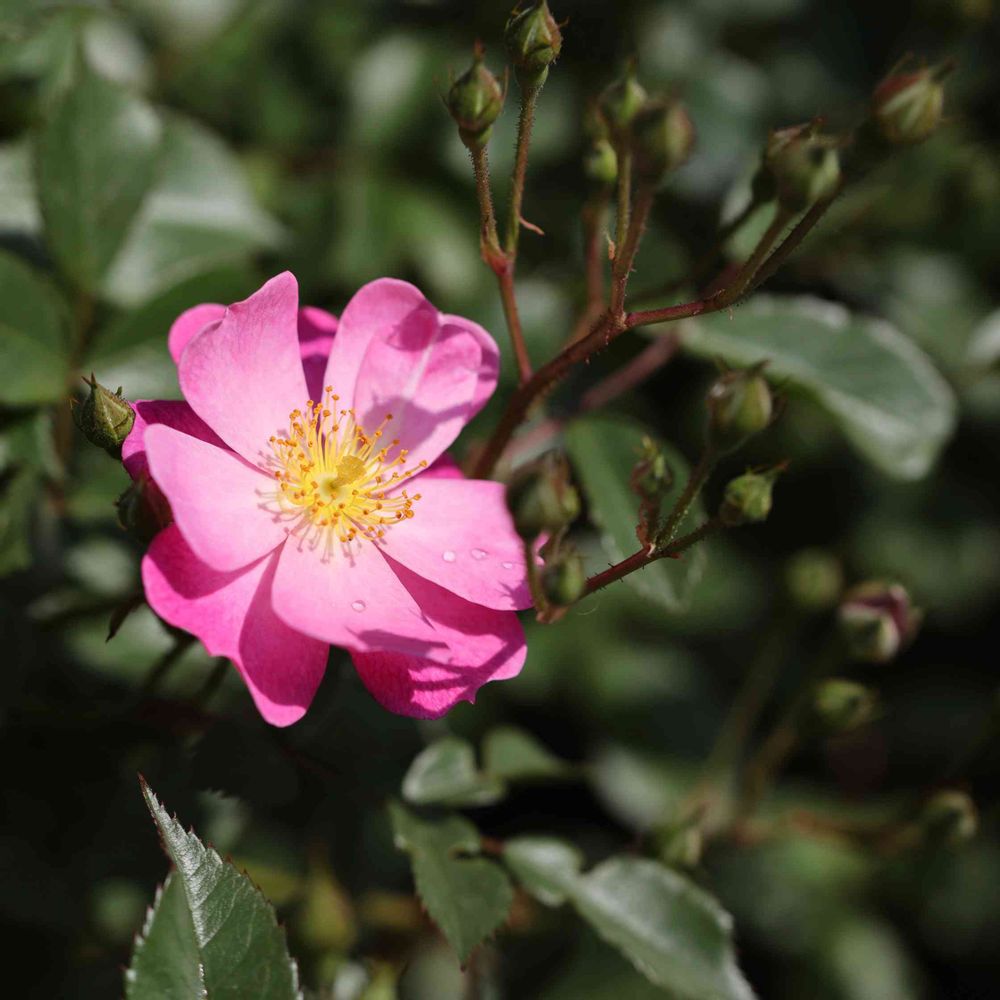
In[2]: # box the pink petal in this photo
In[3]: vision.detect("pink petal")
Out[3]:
[297,306,338,401]
[168,304,226,363]
[270,537,449,660]
[122,399,224,483]
[377,477,531,610]
[178,272,308,465]
[143,526,327,727]
[144,424,288,572]
[351,558,526,717]
[352,311,483,468]
[322,278,425,405]
[441,312,500,420]
[421,454,464,480]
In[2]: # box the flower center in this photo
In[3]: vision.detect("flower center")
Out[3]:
[263,386,426,554]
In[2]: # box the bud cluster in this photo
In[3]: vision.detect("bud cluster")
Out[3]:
[719,467,781,527]
[596,63,694,185]
[872,62,950,146]
[505,451,580,541]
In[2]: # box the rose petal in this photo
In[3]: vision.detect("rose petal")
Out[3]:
[178,271,308,465]
[144,424,287,572]
[270,536,449,660]
[168,304,226,363]
[441,311,500,420]
[377,477,531,610]
[143,525,327,726]
[297,306,338,400]
[351,557,526,717]
[352,310,482,468]
[122,399,224,483]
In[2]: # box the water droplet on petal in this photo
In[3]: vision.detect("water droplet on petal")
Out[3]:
[351,600,366,612]
[471,548,488,560]
[501,561,514,570]
[442,550,457,563]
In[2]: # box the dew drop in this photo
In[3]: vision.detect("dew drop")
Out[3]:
[501,561,514,570]
[471,548,488,560]
[351,600,366,612]
[442,549,457,563]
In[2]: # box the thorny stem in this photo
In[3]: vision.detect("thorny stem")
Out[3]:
[614,143,632,259]
[631,195,762,305]
[523,538,548,614]
[657,447,717,547]
[470,144,501,256]
[472,144,533,384]
[504,331,683,463]
[582,516,724,598]
[713,205,793,308]
[473,179,835,480]
[566,187,612,344]
[610,182,654,316]
[505,81,540,256]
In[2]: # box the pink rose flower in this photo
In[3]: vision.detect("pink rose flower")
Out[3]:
[123,272,532,725]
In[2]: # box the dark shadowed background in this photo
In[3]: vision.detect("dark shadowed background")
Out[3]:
[1,0,999,997]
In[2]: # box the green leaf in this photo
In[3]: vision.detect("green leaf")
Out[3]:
[125,874,204,1000]
[482,726,573,783]
[388,800,513,964]
[102,115,283,307]
[682,295,956,479]
[504,838,755,999]
[34,57,162,292]
[0,250,69,405]
[402,737,505,808]
[564,415,707,612]
[132,778,301,1000]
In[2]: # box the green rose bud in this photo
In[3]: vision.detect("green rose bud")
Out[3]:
[631,97,695,183]
[658,823,703,869]
[541,546,586,607]
[811,678,878,734]
[873,64,949,146]
[598,62,647,138]
[505,452,580,540]
[72,375,135,459]
[767,133,841,213]
[505,0,562,89]
[920,790,978,847]
[839,581,921,664]
[785,548,843,611]
[718,468,780,527]
[584,138,618,186]
[705,368,774,454]
[446,49,504,150]
[115,473,172,545]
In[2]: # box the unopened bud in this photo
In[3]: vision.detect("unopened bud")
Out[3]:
[505,452,580,540]
[632,98,695,183]
[505,0,562,89]
[812,678,878,734]
[785,548,843,611]
[838,581,921,664]
[584,139,618,186]
[72,375,135,458]
[705,368,773,454]
[767,133,841,212]
[658,823,702,869]
[447,49,504,150]
[873,64,948,146]
[541,547,586,607]
[598,63,647,138]
[920,790,977,847]
[116,473,171,545]
[719,468,780,527]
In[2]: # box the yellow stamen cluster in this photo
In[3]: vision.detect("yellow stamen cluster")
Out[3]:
[263,386,426,557]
